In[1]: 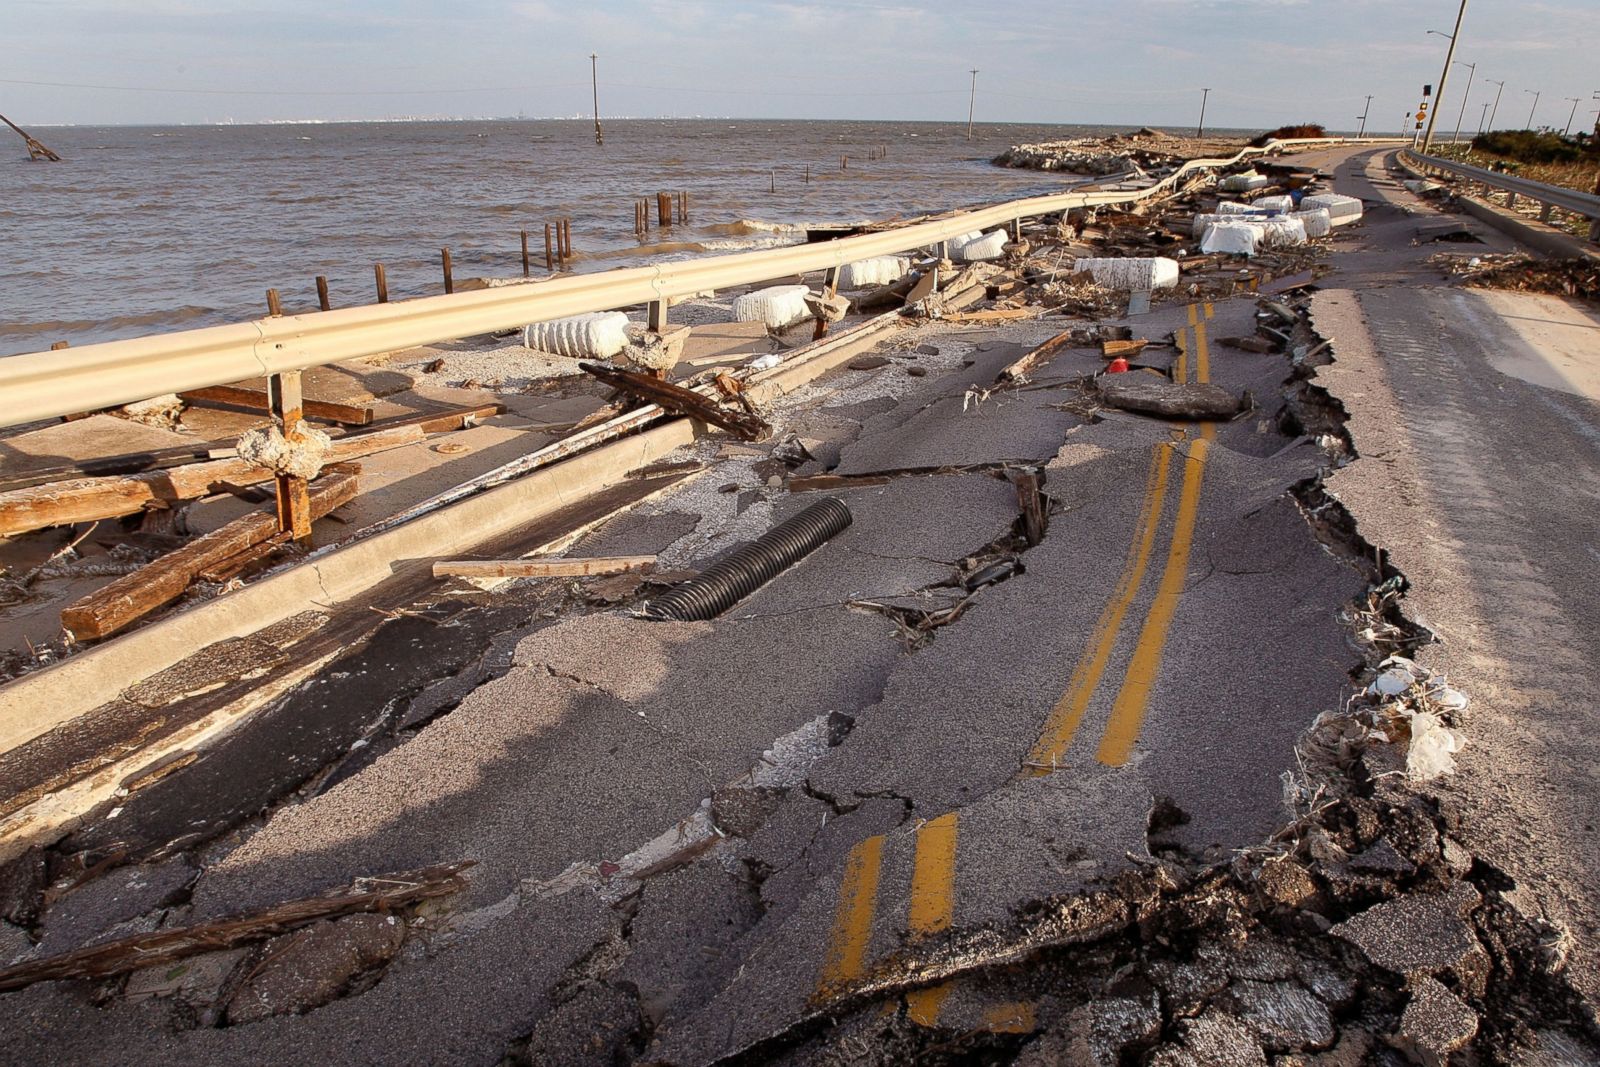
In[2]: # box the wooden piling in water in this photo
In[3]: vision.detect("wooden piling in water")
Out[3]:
[374,264,389,303]
[544,224,554,271]
[316,276,332,311]
[266,289,283,317]
[657,192,671,227]
[520,230,531,277]
[440,248,454,295]
[50,341,69,351]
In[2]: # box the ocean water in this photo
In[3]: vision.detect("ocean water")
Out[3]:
[3,118,1153,355]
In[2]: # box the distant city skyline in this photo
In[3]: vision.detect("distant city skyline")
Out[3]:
[7,0,1597,133]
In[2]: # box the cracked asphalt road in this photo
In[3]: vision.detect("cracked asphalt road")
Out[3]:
[4,143,1597,1064]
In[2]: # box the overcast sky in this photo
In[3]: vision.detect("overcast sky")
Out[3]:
[6,0,1597,132]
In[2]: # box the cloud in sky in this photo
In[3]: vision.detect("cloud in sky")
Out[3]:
[5,0,1596,131]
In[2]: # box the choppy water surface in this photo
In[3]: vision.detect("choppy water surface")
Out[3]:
[2,118,1142,354]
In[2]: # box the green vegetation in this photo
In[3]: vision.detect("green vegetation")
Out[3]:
[1250,124,1327,147]
[1470,129,1590,164]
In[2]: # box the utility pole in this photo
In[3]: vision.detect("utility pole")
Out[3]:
[1197,88,1211,138]
[1562,97,1581,137]
[1477,101,1489,137]
[1358,95,1373,138]
[1525,89,1541,129]
[1450,61,1475,144]
[1485,79,1505,130]
[1421,0,1468,153]
[967,70,979,140]
[590,53,603,146]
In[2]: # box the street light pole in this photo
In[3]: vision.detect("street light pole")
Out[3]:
[967,70,978,140]
[1525,89,1541,129]
[1563,97,1581,137]
[1451,61,1475,144]
[1485,79,1505,130]
[1358,94,1373,138]
[1421,0,1468,152]
[1477,101,1489,137]
[590,53,603,146]
[1197,88,1211,138]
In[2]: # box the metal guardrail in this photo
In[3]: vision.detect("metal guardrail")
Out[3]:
[1,137,1401,428]
[1400,148,1600,224]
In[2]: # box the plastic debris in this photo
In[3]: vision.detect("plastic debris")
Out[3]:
[524,311,631,359]
[1072,256,1181,291]
[1407,712,1466,780]
[838,256,910,290]
[732,284,814,329]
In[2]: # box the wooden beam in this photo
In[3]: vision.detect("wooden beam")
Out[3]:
[0,862,470,994]
[180,385,374,426]
[0,423,422,537]
[1102,339,1149,360]
[999,329,1078,381]
[432,555,656,579]
[59,468,359,641]
[577,362,769,440]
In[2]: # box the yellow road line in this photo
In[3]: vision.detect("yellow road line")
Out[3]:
[1023,444,1173,775]
[817,834,885,995]
[982,1000,1038,1034]
[1096,436,1212,767]
[904,811,960,1025]
[1194,317,1211,385]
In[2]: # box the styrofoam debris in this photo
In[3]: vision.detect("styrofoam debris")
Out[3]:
[1407,711,1466,779]
[954,230,1009,262]
[732,284,813,329]
[1292,208,1333,238]
[1370,666,1415,697]
[1199,221,1262,256]
[1215,200,1269,216]
[1301,193,1364,225]
[1220,171,1270,192]
[1253,195,1295,214]
[838,255,910,290]
[523,311,630,359]
[1072,256,1180,291]
[1260,215,1309,248]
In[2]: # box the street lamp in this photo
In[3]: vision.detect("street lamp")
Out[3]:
[1485,78,1505,130]
[1421,1,1469,153]
[1525,89,1541,129]
[1450,61,1476,145]
[1477,101,1489,137]
[1197,88,1211,138]
[1563,97,1581,137]
[1358,94,1373,139]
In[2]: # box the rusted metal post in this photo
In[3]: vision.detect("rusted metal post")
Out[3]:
[316,276,332,311]
[560,219,572,266]
[374,264,389,303]
[441,248,454,294]
[521,230,531,277]
[266,289,283,317]
[657,191,671,227]
[544,224,554,270]
[770,170,775,193]
[805,164,810,184]
[267,370,313,544]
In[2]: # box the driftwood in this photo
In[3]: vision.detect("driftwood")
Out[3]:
[578,363,769,441]
[0,862,472,994]
[59,467,360,641]
[433,555,656,579]
[999,329,1079,381]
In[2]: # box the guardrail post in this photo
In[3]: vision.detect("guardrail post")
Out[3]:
[1540,203,1554,223]
[267,370,314,545]
[647,299,667,333]
[1507,192,1517,208]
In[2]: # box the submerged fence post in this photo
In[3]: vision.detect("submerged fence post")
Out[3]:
[316,275,332,311]
[440,248,454,295]
[544,224,554,271]
[374,264,389,303]
[520,230,531,277]
[266,289,283,317]
[657,191,671,227]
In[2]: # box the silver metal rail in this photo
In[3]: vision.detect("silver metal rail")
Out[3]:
[1,137,1397,428]
[1400,148,1600,232]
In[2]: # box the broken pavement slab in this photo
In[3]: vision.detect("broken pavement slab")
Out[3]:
[1097,375,1242,420]
[1330,880,1482,978]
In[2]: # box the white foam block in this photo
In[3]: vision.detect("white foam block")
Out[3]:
[523,311,631,359]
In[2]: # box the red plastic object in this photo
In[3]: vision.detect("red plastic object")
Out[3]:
[1106,357,1130,374]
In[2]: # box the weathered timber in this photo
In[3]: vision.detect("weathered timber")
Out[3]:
[999,329,1079,381]
[0,422,442,536]
[578,363,770,441]
[945,308,1045,324]
[1,113,62,162]
[0,403,499,494]
[432,555,656,579]
[180,385,375,426]
[1008,466,1048,547]
[59,468,360,641]
[848,271,921,312]
[1102,339,1150,360]
[0,862,471,993]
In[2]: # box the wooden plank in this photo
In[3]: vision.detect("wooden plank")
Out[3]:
[180,384,374,426]
[0,422,439,536]
[578,362,769,440]
[943,307,1045,324]
[432,555,656,579]
[1102,339,1150,359]
[999,329,1079,381]
[0,862,470,994]
[59,469,359,641]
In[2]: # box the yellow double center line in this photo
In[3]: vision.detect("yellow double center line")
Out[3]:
[1027,303,1217,772]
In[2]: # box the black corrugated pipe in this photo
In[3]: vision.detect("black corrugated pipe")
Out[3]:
[640,498,853,621]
